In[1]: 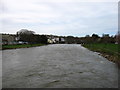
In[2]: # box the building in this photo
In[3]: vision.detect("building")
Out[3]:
[47,35,65,44]
[2,34,17,45]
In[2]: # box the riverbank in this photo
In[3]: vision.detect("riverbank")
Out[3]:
[2,44,46,50]
[82,43,120,65]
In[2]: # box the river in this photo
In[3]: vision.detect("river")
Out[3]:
[2,44,118,88]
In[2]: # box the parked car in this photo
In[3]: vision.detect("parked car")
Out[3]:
[18,41,28,44]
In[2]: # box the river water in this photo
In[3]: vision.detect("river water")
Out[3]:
[2,44,118,88]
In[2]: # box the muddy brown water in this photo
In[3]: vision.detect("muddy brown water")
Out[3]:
[2,44,118,88]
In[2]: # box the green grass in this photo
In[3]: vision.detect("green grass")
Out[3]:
[2,44,45,50]
[82,43,120,64]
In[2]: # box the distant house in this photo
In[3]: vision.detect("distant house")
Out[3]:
[61,38,65,42]
[2,34,17,45]
[47,35,56,44]
[47,39,54,44]
[47,35,65,44]
[47,38,57,44]
[59,37,65,43]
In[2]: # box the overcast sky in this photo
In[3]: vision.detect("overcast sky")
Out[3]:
[0,0,119,37]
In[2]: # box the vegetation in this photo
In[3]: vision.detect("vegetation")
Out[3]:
[2,44,45,50]
[2,29,120,66]
[17,29,48,44]
[63,33,117,44]
[82,43,120,65]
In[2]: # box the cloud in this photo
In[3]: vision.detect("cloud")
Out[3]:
[0,0,118,36]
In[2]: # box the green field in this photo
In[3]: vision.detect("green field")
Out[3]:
[82,43,120,64]
[2,44,45,50]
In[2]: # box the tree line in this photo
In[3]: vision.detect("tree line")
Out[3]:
[15,29,120,44]
[64,33,119,44]
[16,29,48,44]
[2,29,120,45]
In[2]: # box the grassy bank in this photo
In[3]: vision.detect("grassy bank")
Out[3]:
[2,44,45,50]
[82,43,120,65]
